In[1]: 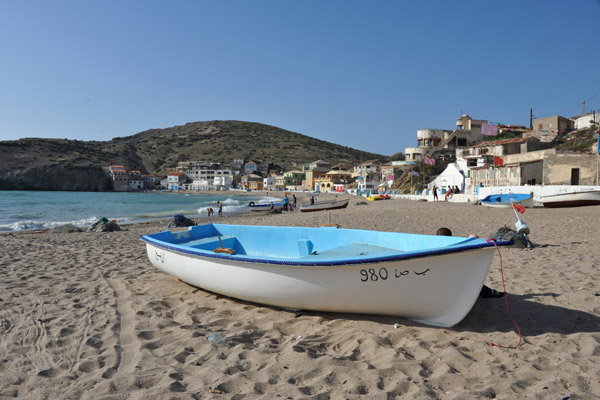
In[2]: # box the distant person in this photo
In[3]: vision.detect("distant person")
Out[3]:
[433,186,438,201]
[310,196,315,205]
[292,194,297,209]
[217,201,223,217]
[283,194,289,211]
[207,207,213,217]
[436,227,505,299]
[444,189,452,201]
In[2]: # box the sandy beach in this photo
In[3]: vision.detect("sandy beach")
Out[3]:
[1,194,599,399]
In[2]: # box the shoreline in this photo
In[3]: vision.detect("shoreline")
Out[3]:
[1,199,599,398]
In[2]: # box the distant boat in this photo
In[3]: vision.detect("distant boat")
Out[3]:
[366,194,383,201]
[540,190,600,208]
[298,199,349,213]
[480,193,533,209]
[141,223,512,327]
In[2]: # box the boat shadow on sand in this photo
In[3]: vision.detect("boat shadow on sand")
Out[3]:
[203,287,599,336]
[456,291,600,336]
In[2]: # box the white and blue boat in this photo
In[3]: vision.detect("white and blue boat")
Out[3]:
[247,201,284,212]
[141,224,512,327]
[480,193,533,209]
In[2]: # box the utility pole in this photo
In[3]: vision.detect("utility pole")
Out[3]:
[530,108,533,129]
[582,99,585,114]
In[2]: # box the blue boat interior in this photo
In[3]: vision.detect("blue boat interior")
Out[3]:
[141,223,505,264]
[481,193,531,203]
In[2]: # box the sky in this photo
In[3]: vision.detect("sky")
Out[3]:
[1,0,599,156]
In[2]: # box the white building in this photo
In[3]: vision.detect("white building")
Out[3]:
[167,172,187,190]
[571,112,599,130]
[263,175,277,190]
[405,115,485,161]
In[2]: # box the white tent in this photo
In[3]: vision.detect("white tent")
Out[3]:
[428,163,466,192]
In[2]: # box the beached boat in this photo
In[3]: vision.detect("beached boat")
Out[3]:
[298,199,349,213]
[366,195,383,201]
[540,190,600,208]
[247,201,284,212]
[141,223,512,327]
[480,193,533,209]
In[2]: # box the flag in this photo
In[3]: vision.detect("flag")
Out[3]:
[494,156,503,167]
[424,155,435,165]
[411,170,419,176]
[481,122,499,136]
[513,204,526,214]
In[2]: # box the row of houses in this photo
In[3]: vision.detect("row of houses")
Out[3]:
[108,158,402,194]
[421,113,600,193]
[404,112,599,163]
[166,159,400,193]
[107,166,159,191]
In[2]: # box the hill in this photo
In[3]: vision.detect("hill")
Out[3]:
[0,120,387,190]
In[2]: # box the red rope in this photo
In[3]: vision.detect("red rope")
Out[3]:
[486,238,522,349]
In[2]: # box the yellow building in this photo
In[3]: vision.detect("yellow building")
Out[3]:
[315,171,354,193]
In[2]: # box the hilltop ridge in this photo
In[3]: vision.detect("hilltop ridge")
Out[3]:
[0,120,388,190]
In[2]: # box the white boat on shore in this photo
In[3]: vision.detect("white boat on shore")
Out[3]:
[480,193,534,209]
[247,201,284,212]
[540,190,600,208]
[141,223,512,327]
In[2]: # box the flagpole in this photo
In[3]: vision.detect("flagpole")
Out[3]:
[421,158,425,193]
[410,168,413,194]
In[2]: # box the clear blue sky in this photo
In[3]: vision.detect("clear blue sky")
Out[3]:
[1,0,599,156]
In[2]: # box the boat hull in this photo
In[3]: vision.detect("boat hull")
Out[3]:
[141,224,510,327]
[480,194,533,209]
[249,203,284,212]
[541,190,600,208]
[298,199,349,213]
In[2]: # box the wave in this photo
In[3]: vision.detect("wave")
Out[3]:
[0,216,104,232]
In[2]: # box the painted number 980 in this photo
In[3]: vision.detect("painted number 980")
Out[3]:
[359,268,388,282]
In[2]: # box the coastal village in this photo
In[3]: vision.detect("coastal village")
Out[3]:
[108,111,600,202]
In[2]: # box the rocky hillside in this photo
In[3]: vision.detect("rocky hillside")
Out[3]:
[0,120,387,190]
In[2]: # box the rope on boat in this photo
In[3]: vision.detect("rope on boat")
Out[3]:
[487,238,523,349]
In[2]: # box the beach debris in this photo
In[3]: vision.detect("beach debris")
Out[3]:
[168,214,196,228]
[318,223,341,228]
[88,217,122,232]
[209,387,224,394]
[394,323,401,329]
[207,332,225,347]
[489,226,532,248]
[289,333,302,341]
[49,224,82,233]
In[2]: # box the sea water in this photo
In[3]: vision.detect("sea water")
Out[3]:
[0,191,277,232]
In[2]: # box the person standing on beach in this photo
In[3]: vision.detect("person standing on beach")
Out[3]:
[292,194,297,209]
[217,201,223,217]
[433,186,438,201]
[283,194,289,212]
[436,227,505,299]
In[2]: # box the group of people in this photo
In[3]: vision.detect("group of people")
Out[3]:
[206,201,223,217]
[282,193,297,212]
[432,185,461,201]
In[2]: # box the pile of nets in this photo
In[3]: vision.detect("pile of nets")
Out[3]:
[168,214,197,228]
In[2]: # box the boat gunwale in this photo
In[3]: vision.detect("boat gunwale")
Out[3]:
[540,190,600,200]
[140,234,513,267]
